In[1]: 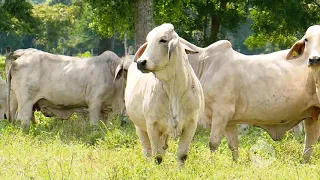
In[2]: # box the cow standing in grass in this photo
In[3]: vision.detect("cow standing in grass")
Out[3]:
[286,25,320,159]
[179,38,320,162]
[121,24,204,165]
[6,48,126,131]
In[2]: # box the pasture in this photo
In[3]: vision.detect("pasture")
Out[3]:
[0,57,319,179]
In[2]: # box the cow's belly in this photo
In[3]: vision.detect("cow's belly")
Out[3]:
[35,86,87,107]
[234,85,318,125]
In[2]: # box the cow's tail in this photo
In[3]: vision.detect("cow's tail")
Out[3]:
[7,64,12,123]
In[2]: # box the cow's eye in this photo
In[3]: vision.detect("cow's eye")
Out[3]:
[304,38,308,42]
[159,39,167,43]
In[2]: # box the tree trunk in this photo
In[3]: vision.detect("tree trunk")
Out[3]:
[98,36,115,55]
[209,0,227,44]
[203,0,209,46]
[209,15,220,44]
[134,0,153,50]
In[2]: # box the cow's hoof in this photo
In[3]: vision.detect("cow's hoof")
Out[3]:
[209,142,218,152]
[22,126,30,134]
[163,143,168,151]
[90,121,100,128]
[155,155,163,164]
[179,154,188,164]
[301,156,311,164]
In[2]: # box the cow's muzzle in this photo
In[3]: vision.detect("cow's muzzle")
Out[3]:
[137,60,150,73]
[308,56,320,66]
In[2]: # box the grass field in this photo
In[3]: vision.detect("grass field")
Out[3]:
[1,114,320,179]
[1,55,320,179]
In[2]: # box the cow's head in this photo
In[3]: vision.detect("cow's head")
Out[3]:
[286,25,320,67]
[134,23,197,73]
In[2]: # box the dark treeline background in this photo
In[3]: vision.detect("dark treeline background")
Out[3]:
[1,0,320,56]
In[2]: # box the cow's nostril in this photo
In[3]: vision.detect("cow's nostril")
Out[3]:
[137,60,147,70]
[140,60,147,65]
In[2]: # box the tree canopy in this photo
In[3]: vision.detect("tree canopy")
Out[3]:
[0,0,37,33]
[2,0,320,55]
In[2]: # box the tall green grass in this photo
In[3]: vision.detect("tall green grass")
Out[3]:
[0,113,319,179]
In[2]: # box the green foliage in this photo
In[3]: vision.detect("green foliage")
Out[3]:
[245,0,320,51]
[0,0,38,34]
[76,51,91,58]
[0,55,5,78]
[84,0,134,38]
[30,2,98,54]
[32,4,79,51]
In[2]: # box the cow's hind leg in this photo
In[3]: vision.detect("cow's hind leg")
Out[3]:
[0,106,5,120]
[161,134,169,151]
[147,121,165,164]
[9,92,18,122]
[224,124,239,161]
[135,126,152,157]
[209,109,232,153]
[303,113,319,162]
[16,100,33,132]
[177,119,197,166]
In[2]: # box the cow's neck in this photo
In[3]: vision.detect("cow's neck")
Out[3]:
[155,45,192,129]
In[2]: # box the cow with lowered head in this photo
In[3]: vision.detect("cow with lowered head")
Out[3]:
[6,48,126,131]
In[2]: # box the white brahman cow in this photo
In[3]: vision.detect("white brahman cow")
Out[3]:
[6,48,126,131]
[179,38,320,162]
[121,24,204,165]
[286,25,320,160]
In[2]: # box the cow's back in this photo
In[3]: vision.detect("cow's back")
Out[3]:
[10,50,123,112]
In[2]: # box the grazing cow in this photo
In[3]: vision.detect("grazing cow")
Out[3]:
[6,48,126,131]
[179,38,320,161]
[120,24,204,165]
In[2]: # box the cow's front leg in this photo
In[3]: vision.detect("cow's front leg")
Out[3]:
[177,119,197,166]
[89,100,102,126]
[224,124,239,161]
[135,126,152,157]
[147,121,164,164]
[303,115,319,162]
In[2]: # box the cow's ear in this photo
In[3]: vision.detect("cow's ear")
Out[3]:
[114,63,124,82]
[168,37,179,60]
[134,42,147,62]
[286,39,305,60]
[181,43,198,55]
